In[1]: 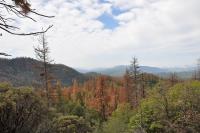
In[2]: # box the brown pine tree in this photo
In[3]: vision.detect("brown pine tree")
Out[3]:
[95,76,108,122]
[123,68,132,103]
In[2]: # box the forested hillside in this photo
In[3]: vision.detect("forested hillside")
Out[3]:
[0,57,87,87]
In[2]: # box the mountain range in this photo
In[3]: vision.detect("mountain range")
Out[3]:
[0,57,196,87]
[77,65,195,78]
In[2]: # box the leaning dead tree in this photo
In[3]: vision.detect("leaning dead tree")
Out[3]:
[0,0,54,35]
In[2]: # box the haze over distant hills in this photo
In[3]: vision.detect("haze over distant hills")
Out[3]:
[0,57,196,87]
[77,65,195,78]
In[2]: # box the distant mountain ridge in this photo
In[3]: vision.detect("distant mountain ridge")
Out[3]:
[0,57,195,87]
[77,65,195,78]
[0,57,87,87]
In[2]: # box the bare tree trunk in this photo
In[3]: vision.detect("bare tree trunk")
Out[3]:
[34,32,53,107]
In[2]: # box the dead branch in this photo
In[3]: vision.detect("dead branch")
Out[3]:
[0,0,54,36]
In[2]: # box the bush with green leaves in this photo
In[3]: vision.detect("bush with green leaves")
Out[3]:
[57,101,85,116]
[53,115,92,133]
[0,85,49,133]
[129,81,200,133]
[101,104,133,133]
[56,100,101,130]
[0,82,12,92]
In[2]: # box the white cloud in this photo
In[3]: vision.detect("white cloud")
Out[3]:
[1,0,200,68]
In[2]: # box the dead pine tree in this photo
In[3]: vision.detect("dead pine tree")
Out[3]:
[129,57,140,107]
[169,72,178,87]
[193,58,200,80]
[34,32,53,107]
[95,76,108,126]
[140,73,146,99]
[193,70,197,80]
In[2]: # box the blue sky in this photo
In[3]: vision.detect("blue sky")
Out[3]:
[98,12,119,29]
[98,0,131,29]
[97,4,129,29]
[1,0,200,69]
[112,7,128,16]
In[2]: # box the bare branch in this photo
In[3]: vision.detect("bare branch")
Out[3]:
[31,10,54,18]
[0,52,11,56]
[0,25,53,35]
[0,1,54,36]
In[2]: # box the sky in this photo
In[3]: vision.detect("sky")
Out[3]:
[0,0,200,69]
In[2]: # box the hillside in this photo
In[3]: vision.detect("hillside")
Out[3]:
[0,57,87,87]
